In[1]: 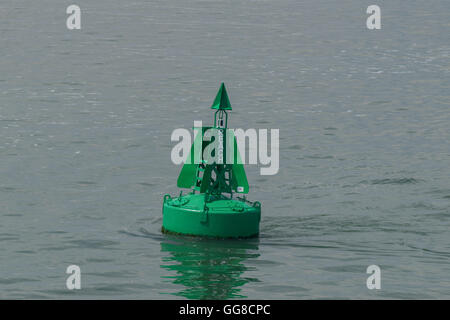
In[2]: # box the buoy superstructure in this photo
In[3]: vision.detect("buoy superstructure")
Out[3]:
[162,83,261,238]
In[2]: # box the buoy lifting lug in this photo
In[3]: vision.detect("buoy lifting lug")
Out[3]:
[163,194,172,203]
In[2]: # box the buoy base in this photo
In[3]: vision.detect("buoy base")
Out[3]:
[162,193,261,239]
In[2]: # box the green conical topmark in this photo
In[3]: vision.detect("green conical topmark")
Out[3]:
[211,83,232,110]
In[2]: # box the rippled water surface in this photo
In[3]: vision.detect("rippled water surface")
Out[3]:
[1,1,449,299]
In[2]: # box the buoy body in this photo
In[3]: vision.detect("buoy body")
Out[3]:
[162,194,260,238]
[162,83,261,238]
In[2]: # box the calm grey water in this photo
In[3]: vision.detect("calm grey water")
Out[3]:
[1,0,449,299]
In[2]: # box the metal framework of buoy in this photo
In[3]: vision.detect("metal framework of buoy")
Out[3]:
[162,83,261,238]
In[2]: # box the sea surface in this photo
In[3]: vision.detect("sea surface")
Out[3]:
[0,0,449,299]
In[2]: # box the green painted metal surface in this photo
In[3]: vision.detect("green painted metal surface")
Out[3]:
[211,83,232,110]
[176,127,210,189]
[177,127,249,194]
[162,194,260,238]
[163,83,260,238]
[230,134,249,194]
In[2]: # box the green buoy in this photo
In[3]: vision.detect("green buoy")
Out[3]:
[162,83,261,238]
